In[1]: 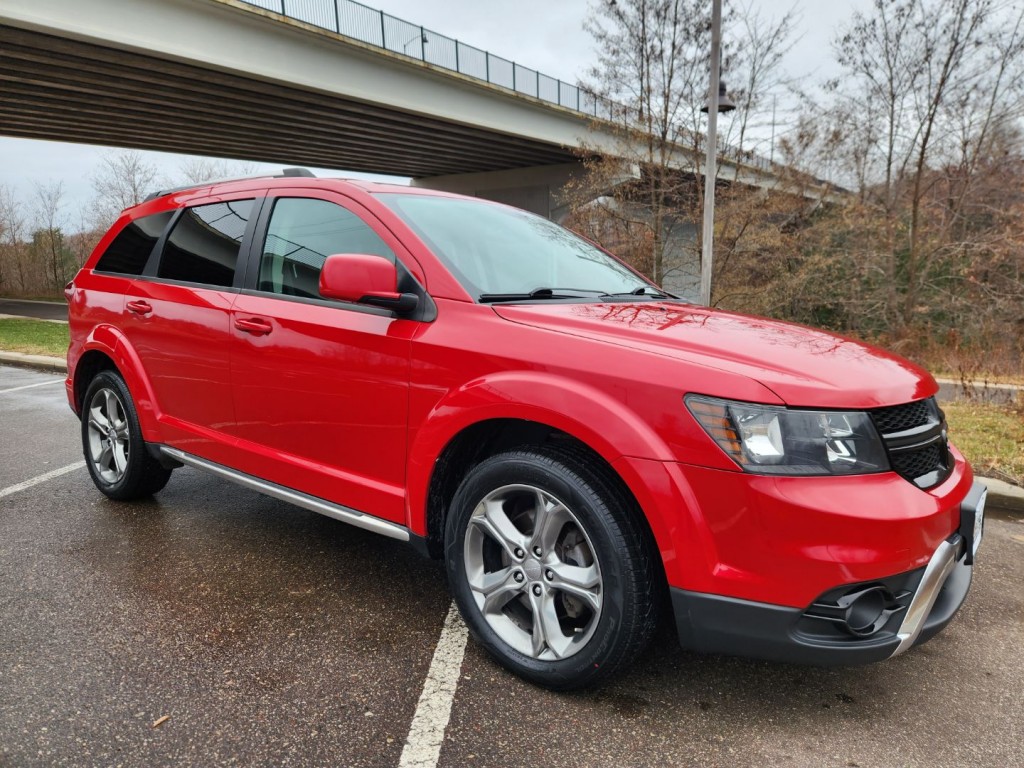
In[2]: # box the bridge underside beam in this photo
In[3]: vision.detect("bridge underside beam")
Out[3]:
[0,24,577,177]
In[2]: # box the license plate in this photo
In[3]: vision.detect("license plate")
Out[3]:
[972,488,986,557]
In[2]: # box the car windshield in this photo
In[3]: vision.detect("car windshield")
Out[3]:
[376,193,657,301]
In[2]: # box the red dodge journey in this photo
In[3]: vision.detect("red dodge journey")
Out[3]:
[65,170,986,689]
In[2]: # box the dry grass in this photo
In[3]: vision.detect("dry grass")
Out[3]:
[944,401,1024,486]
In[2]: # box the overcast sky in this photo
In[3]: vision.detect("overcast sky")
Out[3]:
[0,0,873,224]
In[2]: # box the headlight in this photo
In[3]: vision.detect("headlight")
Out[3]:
[685,395,889,476]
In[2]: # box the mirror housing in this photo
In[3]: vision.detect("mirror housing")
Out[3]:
[318,253,419,314]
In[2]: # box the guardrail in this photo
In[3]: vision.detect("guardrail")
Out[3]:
[239,0,619,120]
[238,0,776,174]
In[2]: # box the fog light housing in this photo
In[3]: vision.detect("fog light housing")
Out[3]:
[843,587,889,637]
[805,585,906,638]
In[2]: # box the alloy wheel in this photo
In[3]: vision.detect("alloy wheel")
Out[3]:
[463,483,603,660]
[86,387,130,485]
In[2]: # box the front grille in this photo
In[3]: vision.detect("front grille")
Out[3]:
[890,443,945,480]
[870,398,952,490]
[872,400,931,434]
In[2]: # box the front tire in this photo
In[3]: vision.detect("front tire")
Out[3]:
[445,446,659,690]
[81,370,172,500]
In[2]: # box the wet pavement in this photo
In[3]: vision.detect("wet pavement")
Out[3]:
[2,364,1022,767]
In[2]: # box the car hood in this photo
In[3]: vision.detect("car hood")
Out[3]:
[492,302,937,408]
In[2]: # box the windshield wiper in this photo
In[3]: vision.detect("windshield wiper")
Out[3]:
[599,286,674,299]
[478,287,600,303]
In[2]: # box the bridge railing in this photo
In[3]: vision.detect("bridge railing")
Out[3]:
[239,0,773,172]
[239,0,619,120]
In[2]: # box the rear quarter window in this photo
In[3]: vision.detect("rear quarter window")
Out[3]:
[157,200,254,288]
[94,211,174,275]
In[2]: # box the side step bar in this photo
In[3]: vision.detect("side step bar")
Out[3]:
[159,447,410,542]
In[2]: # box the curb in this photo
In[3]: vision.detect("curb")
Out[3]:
[0,313,68,324]
[2,349,1021,512]
[0,298,65,305]
[0,351,67,373]
[979,477,1024,515]
[934,377,1022,393]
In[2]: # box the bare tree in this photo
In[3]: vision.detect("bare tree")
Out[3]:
[0,185,27,294]
[33,180,71,292]
[572,0,798,290]
[178,157,260,185]
[89,149,161,229]
[66,205,106,271]
[721,0,1024,372]
[826,0,1024,332]
[724,2,800,157]
[576,0,712,284]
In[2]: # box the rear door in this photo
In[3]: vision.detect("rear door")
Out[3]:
[74,209,176,378]
[121,194,259,462]
[228,190,416,523]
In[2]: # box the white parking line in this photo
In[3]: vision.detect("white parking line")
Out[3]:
[399,602,469,768]
[0,462,85,500]
[0,379,64,395]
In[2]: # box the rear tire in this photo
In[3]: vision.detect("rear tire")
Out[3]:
[445,445,659,690]
[81,370,172,500]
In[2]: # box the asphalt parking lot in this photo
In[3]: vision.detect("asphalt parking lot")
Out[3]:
[0,299,67,322]
[1,363,1022,768]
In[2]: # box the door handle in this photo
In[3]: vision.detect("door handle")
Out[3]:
[126,300,152,315]
[234,317,273,336]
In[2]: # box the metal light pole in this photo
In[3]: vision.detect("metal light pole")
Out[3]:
[403,30,428,56]
[700,0,725,307]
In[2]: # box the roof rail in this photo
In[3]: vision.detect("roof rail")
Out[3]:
[144,167,315,202]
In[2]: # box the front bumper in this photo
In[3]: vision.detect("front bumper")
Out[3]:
[671,480,987,665]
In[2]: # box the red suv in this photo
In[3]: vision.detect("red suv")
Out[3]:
[65,171,986,689]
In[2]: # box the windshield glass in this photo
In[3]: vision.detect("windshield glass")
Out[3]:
[376,193,656,300]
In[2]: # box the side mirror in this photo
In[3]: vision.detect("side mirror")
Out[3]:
[318,253,419,314]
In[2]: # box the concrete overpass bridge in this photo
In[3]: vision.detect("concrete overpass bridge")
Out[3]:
[0,0,831,296]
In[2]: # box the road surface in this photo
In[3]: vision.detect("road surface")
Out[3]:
[0,298,67,322]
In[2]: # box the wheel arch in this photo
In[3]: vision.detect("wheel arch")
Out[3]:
[72,327,161,439]
[73,349,118,415]
[408,372,680,569]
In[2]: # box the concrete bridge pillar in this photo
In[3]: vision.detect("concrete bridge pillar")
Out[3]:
[411,161,587,223]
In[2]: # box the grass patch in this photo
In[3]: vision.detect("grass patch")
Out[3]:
[944,401,1024,486]
[0,318,69,357]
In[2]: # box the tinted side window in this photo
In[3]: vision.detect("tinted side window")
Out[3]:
[258,198,395,299]
[158,200,254,287]
[94,211,174,275]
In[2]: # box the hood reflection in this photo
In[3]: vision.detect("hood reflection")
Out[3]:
[492,301,935,407]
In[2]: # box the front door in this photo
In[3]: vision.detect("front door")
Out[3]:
[228,191,416,523]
